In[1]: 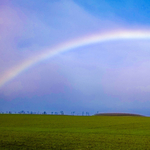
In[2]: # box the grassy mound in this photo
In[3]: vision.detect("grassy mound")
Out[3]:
[95,113,144,116]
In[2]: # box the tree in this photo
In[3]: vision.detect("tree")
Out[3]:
[86,112,89,116]
[43,111,47,115]
[60,111,64,115]
[72,111,75,115]
[9,111,12,114]
[82,112,84,116]
[18,110,25,114]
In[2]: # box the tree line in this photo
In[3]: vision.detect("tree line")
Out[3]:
[0,111,90,116]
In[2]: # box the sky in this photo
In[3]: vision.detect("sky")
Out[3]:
[1,0,150,115]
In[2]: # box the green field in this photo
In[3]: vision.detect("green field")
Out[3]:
[0,114,150,150]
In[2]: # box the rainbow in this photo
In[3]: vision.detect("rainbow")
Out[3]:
[1,30,150,88]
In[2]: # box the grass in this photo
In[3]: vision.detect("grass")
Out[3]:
[0,114,150,149]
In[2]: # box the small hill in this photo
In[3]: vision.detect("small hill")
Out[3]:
[94,113,144,116]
